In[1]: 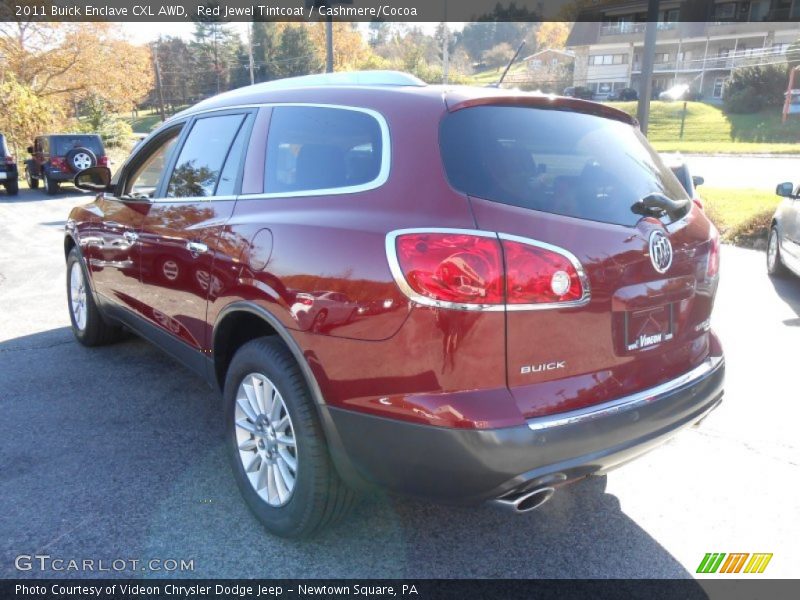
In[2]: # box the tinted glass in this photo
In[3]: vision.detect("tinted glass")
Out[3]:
[53,136,104,156]
[265,106,383,194]
[440,106,689,227]
[215,115,252,197]
[126,130,181,199]
[167,114,246,198]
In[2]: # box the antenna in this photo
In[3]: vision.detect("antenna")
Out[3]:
[493,40,526,88]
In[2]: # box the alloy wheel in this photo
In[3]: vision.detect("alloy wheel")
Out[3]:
[72,152,93,171]
[69,262,87,331]
[234,372,298,507]
[768,229,778,271]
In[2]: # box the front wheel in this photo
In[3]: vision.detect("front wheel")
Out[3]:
[767,226,789,278]
[224,337,356,538]
[66,247,122,346]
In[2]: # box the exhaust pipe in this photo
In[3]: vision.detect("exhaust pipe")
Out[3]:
[493,486,555,514]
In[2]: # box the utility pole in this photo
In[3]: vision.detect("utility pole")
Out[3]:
[152,39,166,122]
[247,24,255,85]
[442,1,449,84]
[325,17,334,73]
[636,0,660,135]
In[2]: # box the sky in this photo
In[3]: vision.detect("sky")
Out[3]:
[120,22,460,44]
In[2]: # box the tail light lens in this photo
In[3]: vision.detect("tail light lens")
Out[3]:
[4,156,14,165]
[98,156,109,167]
[388,230,589,310]
[50,157,68,172]
[693,197,705,211]
[707,232,720,279]
[502,237,585,304]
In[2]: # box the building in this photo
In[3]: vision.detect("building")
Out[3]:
[522,48,575,72]
[567,1,799,101]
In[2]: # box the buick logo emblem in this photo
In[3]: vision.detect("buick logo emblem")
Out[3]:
[649,231,673,273]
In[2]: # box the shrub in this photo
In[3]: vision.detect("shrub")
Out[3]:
[723,64,788,114]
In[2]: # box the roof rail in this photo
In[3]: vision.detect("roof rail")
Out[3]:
[248,70,427,91]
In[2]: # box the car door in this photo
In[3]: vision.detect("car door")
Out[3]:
[82,126,183,314]
[785,186,800,268]
[137,110,254,356]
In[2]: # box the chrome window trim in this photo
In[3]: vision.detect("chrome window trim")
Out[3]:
[149,195,238,205]
[385,228,591,312]
[526,355,724,432]
[172,103,391,199]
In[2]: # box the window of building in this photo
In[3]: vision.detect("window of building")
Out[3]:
[589,54,629,66]
[713,77,727,98]
[714,2,737,20]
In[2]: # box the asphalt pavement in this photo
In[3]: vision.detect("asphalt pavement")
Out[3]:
[1,188,798,579]
[683,155,798,191]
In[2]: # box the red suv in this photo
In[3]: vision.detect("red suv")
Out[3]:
[65,71,724,538]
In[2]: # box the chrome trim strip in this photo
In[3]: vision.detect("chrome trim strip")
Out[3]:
[526,355,724,431]
[498,232,591,311]
[385,228,591,312]
[385,228,505,312]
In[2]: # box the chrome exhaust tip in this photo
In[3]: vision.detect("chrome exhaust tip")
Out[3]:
[493,486,556,514]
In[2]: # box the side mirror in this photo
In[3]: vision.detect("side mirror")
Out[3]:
[776,182,796,198]
[27,146,34,154]
[692,175,704,187]
[74,166,113,193]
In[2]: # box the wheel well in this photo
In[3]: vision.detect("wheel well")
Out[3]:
[64,236,76,260]
[213,311,280,390]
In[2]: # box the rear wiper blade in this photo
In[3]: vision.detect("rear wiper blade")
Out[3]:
[631,193,689,219]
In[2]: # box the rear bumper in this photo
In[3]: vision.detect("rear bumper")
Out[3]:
[325,354,724,503]
[46,168,75,182]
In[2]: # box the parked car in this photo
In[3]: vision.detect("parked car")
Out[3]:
[26,134,107,195]
[0,133,19,195]
[607,87,638,101]
[658,84,701,102]
[663,154,705,209]
[562,86,594,100]
[768,182,800,278]
[65,71,724,538]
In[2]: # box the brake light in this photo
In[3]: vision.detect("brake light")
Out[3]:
[707,232,720,279]
[4,156,14,165]
[693,197,705,211]
[50,157,68,172]
[98,156,109,167]
[388,229,589,310]
[502,237,585,304]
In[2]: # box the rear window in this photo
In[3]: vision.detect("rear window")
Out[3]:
[265,106,384,195]
[52,136,104,156]
[440,106,688,227]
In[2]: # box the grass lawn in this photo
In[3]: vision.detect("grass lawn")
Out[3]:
[700,186,780,247]
[608,101,800,155]
[469,63,528,85]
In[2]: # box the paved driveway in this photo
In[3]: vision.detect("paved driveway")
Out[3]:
[1,189,798,579]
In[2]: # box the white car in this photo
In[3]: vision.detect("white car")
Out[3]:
[768,182,800,278]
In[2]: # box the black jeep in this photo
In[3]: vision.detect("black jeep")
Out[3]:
[25,134,107,195]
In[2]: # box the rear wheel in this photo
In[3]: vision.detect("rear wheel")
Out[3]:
[66,247,122,346]
[5,179,18,195]
[25,167,39,189]
[224,337,356,538]
[44,172,59,195]
[767,226,789,278]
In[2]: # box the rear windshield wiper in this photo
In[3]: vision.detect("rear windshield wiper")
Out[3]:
[631,193,689,220]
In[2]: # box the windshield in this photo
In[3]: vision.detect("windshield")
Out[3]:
[440,106,689,227]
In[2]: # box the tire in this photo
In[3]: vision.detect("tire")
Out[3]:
[66,247,122,346]
[25,167,39,189]
[767,226,789,278]
[65,147,97,173]
[5,178,18,195]
[44,172,59,195]
[224,337,356,538]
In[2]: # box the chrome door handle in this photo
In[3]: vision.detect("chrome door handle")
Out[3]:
[186,241,208,256]
[123,231,138,243]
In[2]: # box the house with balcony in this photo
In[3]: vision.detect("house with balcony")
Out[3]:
[567,1,799,101]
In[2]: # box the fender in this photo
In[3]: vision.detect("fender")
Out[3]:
[212,301,374,492]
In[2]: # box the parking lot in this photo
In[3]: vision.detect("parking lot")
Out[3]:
[1,187,798,579]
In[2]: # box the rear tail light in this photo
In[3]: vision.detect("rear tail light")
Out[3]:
[693,197,704,211]
[707,231,720,279]
[50,157,68,172]
[387,229,589,310]
[4,156,14,165]
[98,156,109,167]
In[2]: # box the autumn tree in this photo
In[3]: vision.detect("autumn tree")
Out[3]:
[536,22,570,50]
[0,75,63,155]
[308,22,370,72]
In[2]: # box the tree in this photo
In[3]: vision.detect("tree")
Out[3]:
[536,22,570,50]
[252,22,284,82]
[723,64,788,113]
[0,76,63,156]
[277,25,323,78]
[192,21,239,95]
[482,43,516,69]
[308,22,370,72]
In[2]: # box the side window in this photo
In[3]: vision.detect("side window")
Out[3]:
[264,106,384,194]
[166,113,246,198]
[125,128,181,199]
[215,115,252,197]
